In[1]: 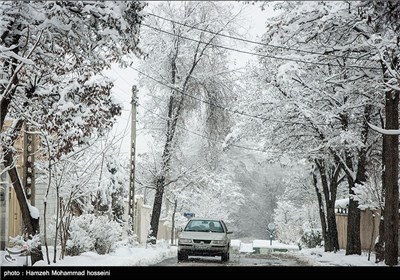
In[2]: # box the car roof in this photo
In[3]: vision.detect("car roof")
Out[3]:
[188,218,223,222]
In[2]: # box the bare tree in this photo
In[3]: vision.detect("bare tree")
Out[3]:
[137,1,243,242]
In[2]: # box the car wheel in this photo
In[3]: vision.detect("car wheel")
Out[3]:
[178,252,188,262]
[221,252,229,262]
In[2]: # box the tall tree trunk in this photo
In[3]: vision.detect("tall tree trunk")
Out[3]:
[375,107,386,262]
[171,199,177,245]
[1,21,43,265]
[344,148,361,255]
[313,170,328,246]
[346,105,372,255]
[149,91,181,242]
[148,32,205,242]
[0,95,12,131]
[327,177,340,252]
[4,142,43,264]
[315,159,340,252]
[149,175,166,243]
[346,180,361,255]
[383,89,399,266]
[344,106,372,255]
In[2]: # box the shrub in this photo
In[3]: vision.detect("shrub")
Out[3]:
[300,229,323,248]
[66,214,123,255]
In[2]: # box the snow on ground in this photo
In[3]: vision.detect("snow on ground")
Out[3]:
[237,242,254,254]
[252,239,299,250]
[1,239,393,267]
[36,243,177,267]
[232,239,386,266]
[1,240,177,267]
[294,247,386,266]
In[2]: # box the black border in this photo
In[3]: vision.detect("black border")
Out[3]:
[1,265,395,279]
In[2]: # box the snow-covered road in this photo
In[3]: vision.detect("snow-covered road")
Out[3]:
[152,251,315,266]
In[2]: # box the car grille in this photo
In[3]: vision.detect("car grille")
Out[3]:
[193,240,212,244]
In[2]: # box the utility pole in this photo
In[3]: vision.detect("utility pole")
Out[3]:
[23,123,35,204]
[128,85,137,235]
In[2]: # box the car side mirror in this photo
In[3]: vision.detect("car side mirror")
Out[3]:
[227,231,233,234]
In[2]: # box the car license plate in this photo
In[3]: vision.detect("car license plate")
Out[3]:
[195,244,208,249]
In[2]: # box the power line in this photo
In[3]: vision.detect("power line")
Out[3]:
[110,72,356,157]
[111,66,365,129]
[141,23,381,71]
[129,65,359,127]
[137,102,321,156]
[147,12,372,61]
[111,83,323,155]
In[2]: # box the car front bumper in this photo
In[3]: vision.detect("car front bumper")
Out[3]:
[178,243,229,256]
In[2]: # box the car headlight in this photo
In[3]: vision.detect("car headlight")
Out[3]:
[178,238,193,244]
[212,240,226,245]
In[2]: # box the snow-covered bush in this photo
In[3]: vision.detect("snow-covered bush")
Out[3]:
[299,229,323,249]
[273,201,302,244]
[66,214,124,256]
[274,200,321,245]
[8,234,41,253]
[351,181,382,211]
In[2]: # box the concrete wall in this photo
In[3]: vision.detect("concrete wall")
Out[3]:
[33,177,58,246]
[125,196,173,245]
[134,196,152,244]
[157,218,172,242]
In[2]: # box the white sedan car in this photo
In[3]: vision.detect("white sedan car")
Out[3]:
[178,218,232,262]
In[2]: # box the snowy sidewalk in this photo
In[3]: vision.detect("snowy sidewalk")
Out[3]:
[230,239,299,255]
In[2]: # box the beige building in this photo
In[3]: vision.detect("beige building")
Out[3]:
[1,121,30,249]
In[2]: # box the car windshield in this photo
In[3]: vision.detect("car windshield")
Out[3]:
[184,220,224,233]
